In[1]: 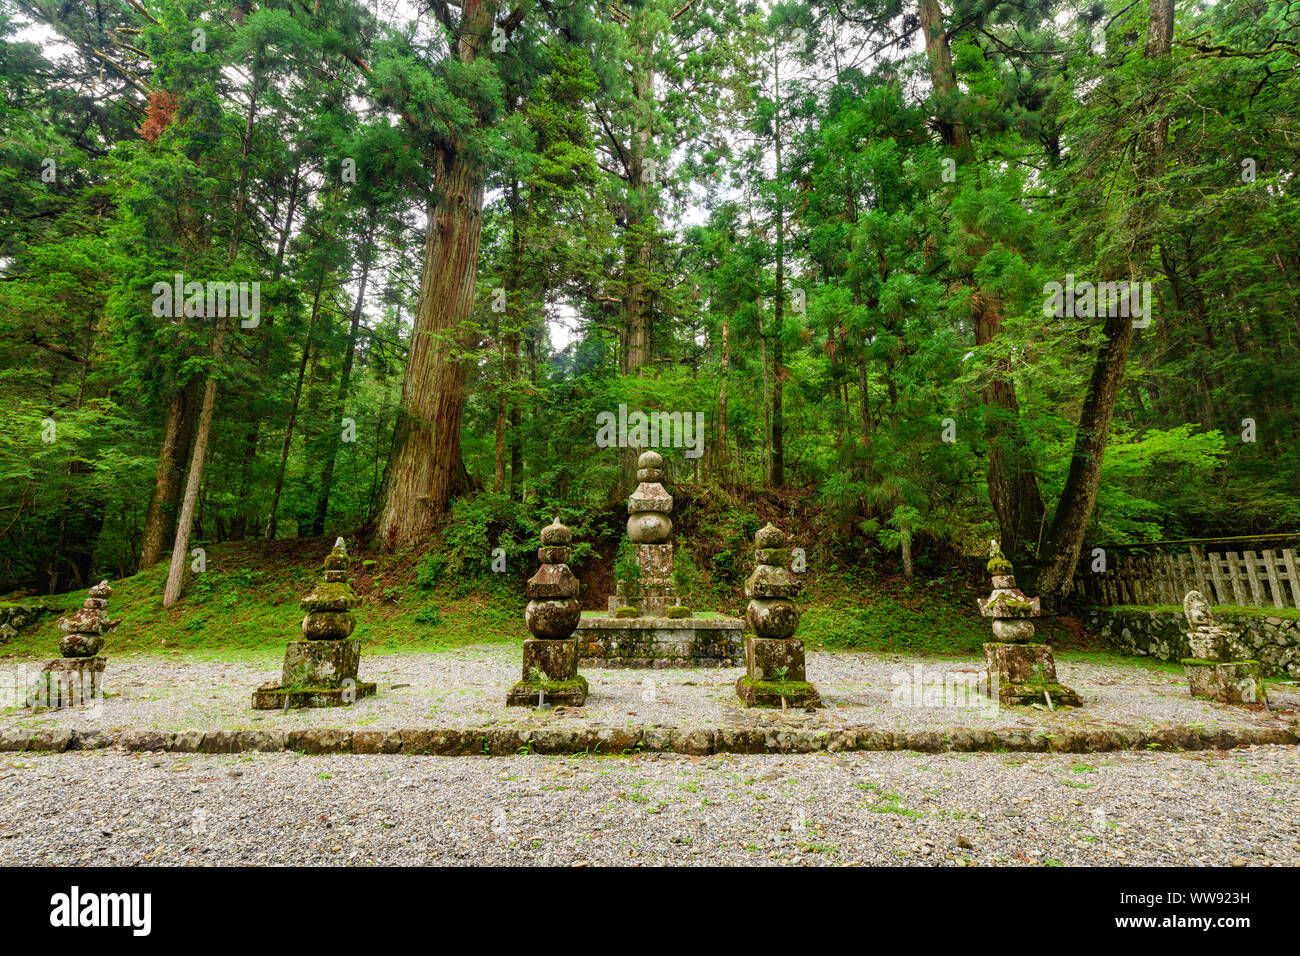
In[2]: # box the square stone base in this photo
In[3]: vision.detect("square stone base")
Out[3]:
[251,681,376,710]
[984,642,1081,707]
[506,675,588,707]
[735,675,821,708]
[745,636,806,682]
[521,638,577,682]
[1182,659,1267,705]
[576,615,743,667]
[34,657,106,708]
[281,639,361,686]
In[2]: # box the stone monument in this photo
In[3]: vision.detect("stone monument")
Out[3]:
[977,541,1080,707]
[576,449,743,666]
[507,517,588,706]
[38,579,117,707]
[252,537,376,709]
[1180,590,1266,705]
[735,523,820,707]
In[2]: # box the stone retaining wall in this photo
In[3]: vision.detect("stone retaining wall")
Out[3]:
[0,604,48,643]
[2,723,1295,756]
[1088,607,1300,679]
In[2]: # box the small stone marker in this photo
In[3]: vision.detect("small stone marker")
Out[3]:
[1180,590,1266,706]
[977,541,1080,707]
[39,579,118,707]
[507,518,588,707]
[251,537,376,709]
[735,523,820,707]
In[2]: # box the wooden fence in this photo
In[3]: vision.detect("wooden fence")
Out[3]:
[1071,548,1300,609]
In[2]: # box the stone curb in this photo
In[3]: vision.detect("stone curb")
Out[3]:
[0,724,1296,756]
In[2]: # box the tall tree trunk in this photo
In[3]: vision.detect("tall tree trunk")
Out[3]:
[918,0,971,160]
[140,385,194,569]
[162,317,229,607]
[1034,0,1174,607]
[714,316,730,483]
[372,153,485,550]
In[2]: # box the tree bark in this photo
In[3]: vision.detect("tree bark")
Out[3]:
[1034,0,1174,607]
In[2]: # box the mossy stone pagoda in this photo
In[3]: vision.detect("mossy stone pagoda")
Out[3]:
[978,542,1080,707]
[735,524,820,707]
[1180,590,1266,705]
[252,537,377,709]
[39,579,118,707]
[507,517,588,707]
[575,450,743,667]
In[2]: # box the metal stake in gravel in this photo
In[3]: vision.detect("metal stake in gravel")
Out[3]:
[507,518,588,707]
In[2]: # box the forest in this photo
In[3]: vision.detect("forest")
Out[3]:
[1,0,1297,606]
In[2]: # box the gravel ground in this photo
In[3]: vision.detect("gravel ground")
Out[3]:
[1,745,1296,865]
[1,647,1296,735]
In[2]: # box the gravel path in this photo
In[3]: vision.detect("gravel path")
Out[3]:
[1,648,1296,736]
[1,746,1296,866]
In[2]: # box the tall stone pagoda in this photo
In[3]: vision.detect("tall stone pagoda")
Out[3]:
[507,517,588,706]
[1181,590,1266,705]
[252,537,376,709]
[39,579,118,707]
[611,450,684,617]
[735,523,820,707]
[978,541,1080,707]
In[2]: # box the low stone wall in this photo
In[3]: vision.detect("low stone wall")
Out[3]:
[0,604,48,643]
[1088,606,1300,679]
[576,615,743,668]
[1,723,1295,756]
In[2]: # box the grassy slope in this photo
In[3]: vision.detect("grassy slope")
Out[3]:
[1,537,1104,666]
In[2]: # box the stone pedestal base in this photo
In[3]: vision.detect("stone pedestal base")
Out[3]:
[1182,659,1267,705]
[745,636,806,681]
[251,638,374,709]
[508,638,586,706]
[735,675,820,708]
[34,657,106,708]
[984,642,1081,707]
[251,682,377,709]
[577,615,743,667]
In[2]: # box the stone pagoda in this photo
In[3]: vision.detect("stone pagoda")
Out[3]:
[507,517,588,706]
[1181,590,1266,705]
[977,541,1080,707]
[611,450,684,617]
[576,449,743,667]
[735,523,820,707]
[252,537,376,709]
[39,579,118,707]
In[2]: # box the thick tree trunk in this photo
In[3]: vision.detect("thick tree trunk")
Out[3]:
[140,385,196,569]
[372,152,485,550]
[714,317,730,483]
[1034,0,1174,607]
[918,0,971,159]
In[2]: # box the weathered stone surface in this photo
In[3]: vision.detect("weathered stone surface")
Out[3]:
[524,563,579,599]
[984,642,1082,707]
[119,729,173,752]
[29,729,73,752]
[745,597,800,638]
[300,609,357,640]
[744,563,801,599]
[537,545,571,564]
[0,603,47,643]
[56,632,104,657]
[237,730,286,752]
[251,680,376,710]
[991,618,1036,642]
[34,656,105,707]
[520,638,578,681]
[1183,659,1266,705]
[745,635,806,681]
[735,675,822,708]
[299,580,361,613]
[576,615,744,667]
[627,511,672,543]
[755,523,786,549]
[525,597,580,639]
[506,674,588,707]
[280,639,361,687]
[0,727,32,752]
[539,518,572,546]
